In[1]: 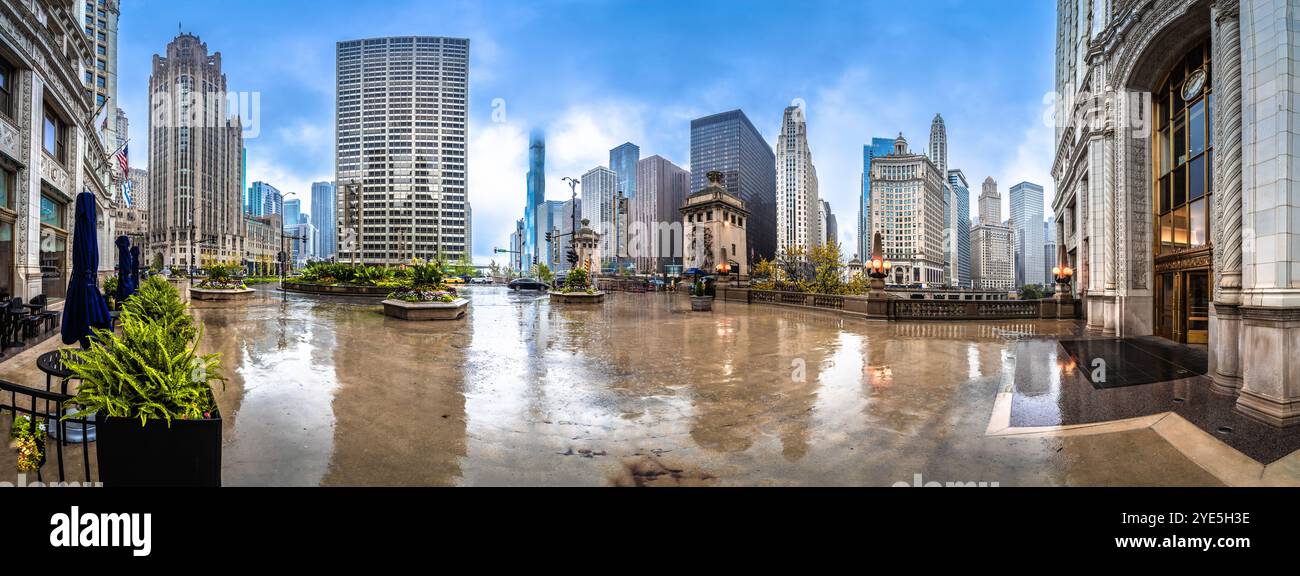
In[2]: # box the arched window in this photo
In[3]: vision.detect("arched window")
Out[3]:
[1155,40,1213,254]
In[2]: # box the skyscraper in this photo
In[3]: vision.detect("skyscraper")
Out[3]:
[557,198,582,274]
[580,166,618,268]
[929,114,948,175]
[525,129,545,268]
[284,199,302,230]
[821,200,838,248]
[949,170,972,288]
[776,105,821,253]
[78,0,120,146]
[978,177,1000,224]
[1044,219,1057,286]
[247,181,281,217]
[538,200,564,270]
[335,36,470,264]
[311,181,337,260]
[869,134,946,286]
[633,155,690,274]
[148,34,246,268]
[859,137,895,260]
[690,110,776,263]
[1009,181,1046,286]
[930,114,955,285]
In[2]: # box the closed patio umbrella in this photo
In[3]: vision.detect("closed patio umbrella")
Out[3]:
[61,192,113,347]
[126,245,141,298]
[115,235,130,302]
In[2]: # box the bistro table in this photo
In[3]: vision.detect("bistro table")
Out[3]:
[3,305,27,348]
[37,349,96,443]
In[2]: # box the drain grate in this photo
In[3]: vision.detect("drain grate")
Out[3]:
[1217,426,1234,435]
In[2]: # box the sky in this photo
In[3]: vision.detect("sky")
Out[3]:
[118,0,1058,264]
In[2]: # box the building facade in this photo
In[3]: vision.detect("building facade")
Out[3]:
[775,105,821,253]
[1010,181,1046,286]
[950,169,973,288]
[1053,0,1300,425]
[335,36,470,265]
[524,129,543,268]
[115,167,148,242]
[858,137,895,260]
[971,221,1017,290]
[76,0,119,146]
[822,199,838,248]
[1044,218,1058,285]
[682,171,749,276]
[632,154,689,274]
[246,180,279,217]
[869,134,946,286]
[580,165,617,269]
[311,180,335,260]
[690,109,776,264]
[147,33,246,270]
[556,197,581,274]
[0,0,119,300]
[243,213,281,276]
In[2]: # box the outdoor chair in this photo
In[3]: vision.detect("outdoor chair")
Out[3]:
[0,379,96,484]
[29,295,59,333]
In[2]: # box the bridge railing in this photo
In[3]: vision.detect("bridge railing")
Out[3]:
[730,288,1077,321]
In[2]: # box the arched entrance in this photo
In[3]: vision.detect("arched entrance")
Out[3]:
[1152,39,1214,344]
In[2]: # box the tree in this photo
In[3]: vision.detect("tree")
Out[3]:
[531,263,554,285]
[1018,284,1046,301]
[488,260,502,279]
[809,242,845,295]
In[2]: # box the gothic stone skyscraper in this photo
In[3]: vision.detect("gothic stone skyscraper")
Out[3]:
[776,105,821,252]
[335,36,469,265]
[147,34,246,269]
[1054,0,1300,425]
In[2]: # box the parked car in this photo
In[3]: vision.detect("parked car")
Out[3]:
[508,278,549,291]
[470,276,493,285]
[446,277,466,285]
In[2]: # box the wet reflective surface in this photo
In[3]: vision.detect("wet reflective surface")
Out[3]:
[177,285,1232,486]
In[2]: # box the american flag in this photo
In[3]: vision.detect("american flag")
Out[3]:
[116,145,130,176]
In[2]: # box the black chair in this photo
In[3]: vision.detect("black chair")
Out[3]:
[29,295,58,333]
[8,297,39,340]
[4,298,26,347]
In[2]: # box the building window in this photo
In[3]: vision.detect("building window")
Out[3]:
[0,167,12,210]
[1155,40,1213,254]
[43,105,68,163]
[0,58,12,121]
[39,194,67,300]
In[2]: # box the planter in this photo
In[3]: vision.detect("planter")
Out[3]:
[282,281,393,297]
[95,411,222,487]
[549,291,606,304]
[382,298,469,321]
[189,287,256,301]
[691,296,715,312]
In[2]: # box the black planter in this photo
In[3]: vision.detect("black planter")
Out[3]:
[95,411,222,487]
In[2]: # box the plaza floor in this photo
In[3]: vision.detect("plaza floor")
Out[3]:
[2,284,1297,486]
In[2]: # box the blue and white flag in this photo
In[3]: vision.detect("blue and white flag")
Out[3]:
[122,178,134,208]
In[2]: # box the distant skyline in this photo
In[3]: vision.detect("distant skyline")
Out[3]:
[117,0,1056,263]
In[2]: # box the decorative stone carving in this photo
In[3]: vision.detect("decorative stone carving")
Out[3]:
[1212,0,1243,302]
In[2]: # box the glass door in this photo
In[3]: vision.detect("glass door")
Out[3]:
[1185,271,1210,344]
[1156,272,1177,341]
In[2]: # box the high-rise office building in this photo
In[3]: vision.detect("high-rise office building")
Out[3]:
[77,0,120,147]
[858,137,895,259]
[510,218,525,273]
[979,177,1001,224]
[335,36,470,264]
[312,181,336,260]
[525,129,545,268]
[868,134,946,286]
[1010,181,1046,286]
[148,34,246,268]
[949,170,972,288]
[580,166,618,268]
[929,114,948,175]
[538,200,564,270]
[821,200,838,248]
[1044,219,1057,286]
[776,105,821,253]
[609,142,639,268]
[690,110,776,264]
[632,155,690,274]
[970,221,1016,291]
[284,199,302,230]
[247,181,280,217]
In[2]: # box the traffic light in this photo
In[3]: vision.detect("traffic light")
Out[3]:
[566,250,579,265]
[545,232,553,243]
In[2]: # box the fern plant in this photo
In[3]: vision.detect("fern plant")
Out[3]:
[65,274,225,426]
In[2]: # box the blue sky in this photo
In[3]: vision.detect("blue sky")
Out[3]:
[119,0,1057,263]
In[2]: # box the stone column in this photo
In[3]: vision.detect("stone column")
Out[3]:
[1211,0,1244,392]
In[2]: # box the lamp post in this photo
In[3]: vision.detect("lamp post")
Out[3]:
[866,231,891,296]
[1052,263,1074,300]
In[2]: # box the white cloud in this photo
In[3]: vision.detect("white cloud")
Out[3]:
[467,120,528,263]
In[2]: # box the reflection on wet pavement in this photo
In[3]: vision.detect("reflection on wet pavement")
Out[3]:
[183,285,1242,486]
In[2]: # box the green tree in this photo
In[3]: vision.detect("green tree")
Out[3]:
[1018,284,1046,301]
[531,263,555,285]
[809,242,845,295]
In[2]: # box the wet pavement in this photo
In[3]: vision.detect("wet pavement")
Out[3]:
[5,284,1296,485]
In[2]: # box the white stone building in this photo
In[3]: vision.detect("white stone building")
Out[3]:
[0,0,117,301]
[1053,0,1300,425]
[775,105,820,253]
[869,134,946,286]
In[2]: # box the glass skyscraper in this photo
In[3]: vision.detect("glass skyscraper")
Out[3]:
[859,137,895,259]
[609,143,640,267]
[525,129,545,268]
[311,181,337,261]
[949,170,972,288]
[689,110,777,263]
[1009,181,1046,287]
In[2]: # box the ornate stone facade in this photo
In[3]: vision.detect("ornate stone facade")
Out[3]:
[0,0,116,301]
[1054,0,1300,425]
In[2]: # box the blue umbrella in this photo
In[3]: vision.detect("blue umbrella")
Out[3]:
[126,245,141,298]
[115,235,131,302]
[62,192,113,347]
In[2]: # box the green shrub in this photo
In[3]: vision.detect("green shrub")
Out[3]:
[408,259,446,289]
[66,275,225,426]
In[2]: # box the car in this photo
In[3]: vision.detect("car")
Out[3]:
[446,277,466,284]
[508,278,549,291]
[470,277,492,285]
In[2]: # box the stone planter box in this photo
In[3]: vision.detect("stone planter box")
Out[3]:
[190,287,256,301]
[691,296,714,312]
[382,298,469,321]
[549,291,606,304]
[283,281,392,297]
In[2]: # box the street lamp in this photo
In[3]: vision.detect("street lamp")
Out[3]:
[866,231,891,296]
